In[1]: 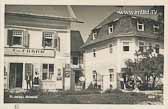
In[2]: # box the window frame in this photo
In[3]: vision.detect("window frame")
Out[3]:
[92,32,97,40]
[9,29,25,47]
[138,41,145,52]
[153,24,160,33]
[137,21,144,31]
[43,31,55,48]
[123,42,130,52]
[108,24,114,34]
[42,64,54,80]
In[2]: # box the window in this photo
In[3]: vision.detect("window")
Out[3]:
[153,24,159,33]
[139,41,145,52]
[72,57,78,65]
[155,44,160,54]
[92,32,97,40]
[42,32,60,50]
[42,64,54,80]
[108,25,113,34]
[93,48,96,57]
[123,42,129,51]
[137,21,144,31]
[7,29,29,47]
[42,32,54,47]
[109,44,113,53]
[12,30,23,45]
[93,70,97,81]
[109,69,114,82]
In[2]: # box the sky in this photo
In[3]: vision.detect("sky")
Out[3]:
[5,5,158,42]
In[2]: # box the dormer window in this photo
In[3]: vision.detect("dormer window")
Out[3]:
[108,25,113,34]
[92,32,97,40]
[137,21,144,31]
[153,24,159,33]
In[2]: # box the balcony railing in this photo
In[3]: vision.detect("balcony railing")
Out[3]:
[4,47,55,58]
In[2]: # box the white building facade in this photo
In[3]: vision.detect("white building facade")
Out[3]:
[4,10,79,91]
[82,13,164,91]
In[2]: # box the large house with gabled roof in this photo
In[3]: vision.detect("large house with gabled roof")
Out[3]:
[4,5,82,92]
[82,12,164,91]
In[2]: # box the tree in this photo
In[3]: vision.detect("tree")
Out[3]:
[124,48,164,90]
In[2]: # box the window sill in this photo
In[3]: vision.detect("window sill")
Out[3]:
[9,45,25,48]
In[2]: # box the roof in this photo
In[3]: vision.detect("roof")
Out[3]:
[5,5,83,23]
[82,12,163,48]
[71,30,84,52]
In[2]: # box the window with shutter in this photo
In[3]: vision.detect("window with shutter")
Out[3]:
[42,32,54,48]
[7,29,29,47]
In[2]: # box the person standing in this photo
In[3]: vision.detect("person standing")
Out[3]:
[26,72,32,90]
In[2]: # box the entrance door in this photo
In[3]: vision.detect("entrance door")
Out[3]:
[9,63,23,88]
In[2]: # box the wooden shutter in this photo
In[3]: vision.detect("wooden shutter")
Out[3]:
[42,32,45,48]
[7,29,13,46]
[23,30,29,48]
[54,32,57,48]
[57,37,60,51]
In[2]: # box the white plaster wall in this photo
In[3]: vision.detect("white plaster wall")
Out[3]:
[83,37,164,90]
[4,27,71,90]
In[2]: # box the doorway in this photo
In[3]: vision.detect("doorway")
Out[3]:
[9,63,23,88]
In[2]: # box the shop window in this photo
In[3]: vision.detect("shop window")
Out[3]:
[42,64,54,80]
[137,21,144,31]
[123,42,129,52]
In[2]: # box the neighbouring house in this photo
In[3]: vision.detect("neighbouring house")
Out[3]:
[70,30,84,90]
[4,6,82,92]
[82,12,164,91]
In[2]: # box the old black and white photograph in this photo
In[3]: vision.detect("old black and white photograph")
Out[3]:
[3,5,164,104]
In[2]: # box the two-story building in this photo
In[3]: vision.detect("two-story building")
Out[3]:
[4,6,81,92]
[82,12,164,91]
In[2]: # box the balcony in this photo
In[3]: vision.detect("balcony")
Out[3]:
[71,64,83,69]
[4,47,55,58]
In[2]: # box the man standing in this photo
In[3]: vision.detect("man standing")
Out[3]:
[26,72,32,90]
